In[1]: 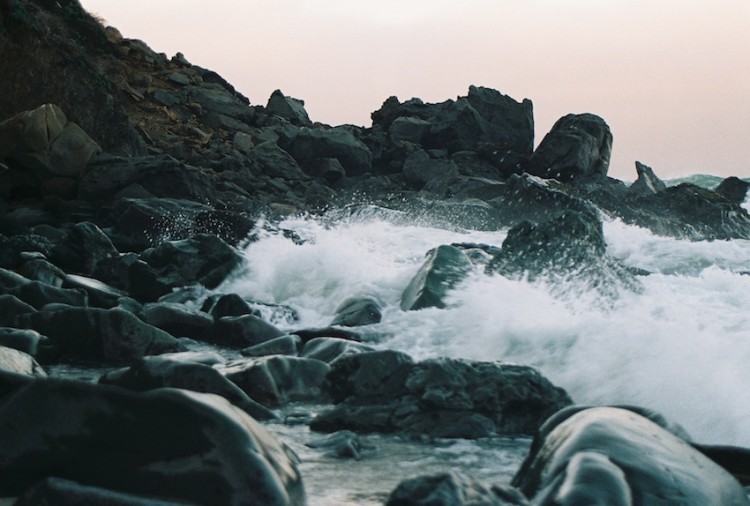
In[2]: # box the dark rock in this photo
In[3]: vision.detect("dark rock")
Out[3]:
[291,326,362,344]
[527,113,612,182]
[401,245,474,311]
[305,430,375,460]
[139,302,214,339]
[387,471,529,506]
[242,334,302,357]
[14,477,192,506]
[330,296,383,327]
[289,127,373,176]
[0,327,43,355]
[0,266,31,290]
[9,280,89,309]
[49,221,119,276]
[194,210,256,247]
[156,350,226,366]
[0,294,36,326]
[188,82,254,123]
[62,274,127,308]
[512,406,749,506]
[17,307,182,361]
[403,150,459,189]
[223,355,331,407]
[251,141,308,181]
[211,314,285,347]
[312,354,572,438]
[628,161,667,196]
[93,252,140,292]
[0,380,304,505]
[267,89,312,126]
[715,176,750,204]
[299,337,376,365]
[310,157,346,184]
[99,356,274,420]
[201,293,259,318]
[0,234,55,269]
[17,258,65,287]
[389,116,431,144]
[129,234,243,302]
[0,345,46,377]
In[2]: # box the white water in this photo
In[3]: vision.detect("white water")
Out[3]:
[221,204,750,448]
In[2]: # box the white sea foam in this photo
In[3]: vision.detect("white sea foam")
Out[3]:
[221,209,750,446]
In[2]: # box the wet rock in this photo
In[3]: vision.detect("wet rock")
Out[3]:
[387,471,529,506]
[17,307,182,361]
[49,221,119,276]
[401,245,474,311]
[211,314,285,347]
[242,334,302,357]
[9,280,89,309]
[291,326,363,344]
[99,356,274,420]
[715,176,750,204]
[0,346,46,377]
[289,127,373,176]
[266,89,312,126]
[330,296,383,327]
[512,406,749,506]
[0,327,43,355]
[628,161,667,196]
[62,274,127,308]
[14,477,191,506]
[403,150,459,189]
[0,380,305,505]
[250,141,308,181]
[305,430,375,460]
[527,113,612,182]
[0,294,36,326]
[202,293,259,318]
[223,355,331,407]
[17,258,65,287]
[299,337,376,364]
[312,353,572,438]
[139,302,214,339]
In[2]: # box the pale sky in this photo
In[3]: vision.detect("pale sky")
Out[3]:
[80,0,750,181]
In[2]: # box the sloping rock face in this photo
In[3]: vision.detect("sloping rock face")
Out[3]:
[401,245,474,311]
[0,380,305,505]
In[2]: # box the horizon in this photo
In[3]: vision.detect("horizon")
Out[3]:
[80,0,750,181]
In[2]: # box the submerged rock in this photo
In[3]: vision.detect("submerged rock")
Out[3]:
[401,245,474,311]
[330,296,383,327]
[387,471,529,506]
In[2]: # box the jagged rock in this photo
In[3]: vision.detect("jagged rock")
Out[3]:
[330,296,383,327]
[0,328,43,355]
[0,346,46,377]
[99,356,274,420]
[715,176,750,204]
[402,150,459,189]
[266,89,312,126]
[401,245,474,311]
[312,353,572,438]
[223,355,331,407]
[289,127,373,176]
[139,302,214,339]
[250,141,308,181]
[242,334,302,357]
[188,82,254,123]
[299,337,376,365]
[62,274,127,308]
[50,221,119,275]
[628,161,667,196]
[17,307,182,361]
[211,314,285,347]
[387,471,529,506]
[129,234,243,302]
[389,116,431,144]
[13,477,191,506]
[527,113,612,182]
[201,293,258,318]
[512,406,749,506]
[0,380,305,505]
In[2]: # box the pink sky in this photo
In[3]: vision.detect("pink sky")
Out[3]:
[81,0,750,181]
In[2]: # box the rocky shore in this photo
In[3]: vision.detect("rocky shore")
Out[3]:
[1,1,750,504]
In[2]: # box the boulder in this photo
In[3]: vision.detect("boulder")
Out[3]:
[0,346,46,377]
[266,89,312,126]
[330,296,383,327]
[628,161,667,196]
[312,353,572,438]
[512,406,749,506]
[211,314,285,347]
[17,307,182,361]
[389,116,431,144]
[401,245,474,311]
[139,302,214,339]
[289,127,373,176]
[17,258,65,287]
[0,294,36,326]
[250,141,308,181]
[0,380,305,505]
[387,471,529,506]
[715,176,750,204]
[300,337,376,365]
[0,234,55,269]
[62,274,127,309]
[202,293,258,318]
[402,150,459,189]
[188,82,254,124]
[9,280,89,309]
[242,334,302,357]
[223,355,331,407]
[99,356,274,420]
[305,430,375,461]
[527,113,612,182]
[0,327,43,355]
[50,221,119,275]
[14,477,191,506]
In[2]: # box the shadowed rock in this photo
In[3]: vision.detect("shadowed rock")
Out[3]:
[401,245,474,311]
[628,161,667,196]
[387,471,529,506]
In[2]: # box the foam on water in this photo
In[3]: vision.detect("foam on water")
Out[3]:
[221,207,750,446]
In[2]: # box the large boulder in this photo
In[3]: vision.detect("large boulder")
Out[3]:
[266,89,312,126]
[50,221,119,275]
[312,353,572,438]
[289,126,373,176]
[8,279,89,309]
[527,113,612,182]
[250,141,308,181]
[17,307,182,361]
[139,302,214,339]
[330,296,383,327]
[0,380,305,505]
[387,471,529,506]
[401,245,474,311]
[210,314,285,347]
[714,176,750,204]
[0,346,46,377]
[512,406,749,505]
[13,477,190,506]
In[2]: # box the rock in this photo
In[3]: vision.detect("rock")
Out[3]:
[387,471,529,506]
[202,293,258,318]
[628,161,667,196]
[62,274,127,308]
[715,176,750,204]
[527,113,612,182]
[0,327,43,355]
[242,334,302,357]
[0,266,31,290]
[211,314,285,347]
[14,477,191,506]
[9,280,89,309]
[511,406,749,506]
[50,221,119,275]
[487,210,641,300]
[305,430,375,460]
[266,89,312,126]
[291,326,362,344]
[139,302,214,339]
[401,245,474,311]
[129,234,244,302]
[389,116,431,144]
[223,355,331,407]
[289,127,373,176]
[310,157,346,184]
[250,141,308,181]
[312,354,572,438]
[188,82,254,123]
[330,296,383,327]
[0,234,55,269]
[0,380,305,505]
[48,121,102,177]
[17,258,65,287]
[17,307,182,361]
[403,150,459,189]
[0,294,36,326]
[233,131,255,154]
[99,356,274,420]
[0,346,46,377]
[300,337,376,364]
